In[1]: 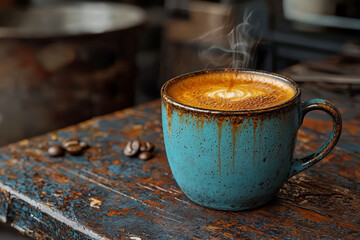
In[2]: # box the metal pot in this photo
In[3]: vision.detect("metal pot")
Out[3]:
[0,2,146,145]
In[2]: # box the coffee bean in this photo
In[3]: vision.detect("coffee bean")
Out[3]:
[79,141,89,149]
[63,138,80,148]
[66,145,83,155]
[140,141,155,153]
[138,151,153,161]
[123,140,140,157]
[48,145,64,157]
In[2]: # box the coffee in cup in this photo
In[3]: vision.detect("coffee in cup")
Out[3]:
[166,71,295,111]
[161,69,342,211]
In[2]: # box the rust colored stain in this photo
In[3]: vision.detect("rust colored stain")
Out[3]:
[217,118,224,176]
[177,110,188,126]
[7,173,18,179]
[338,221,359,231]
[122,125,143,138]
[70,191,83,196]
[231,124,237,171]
[258,122,262,167]
[296,207,329,223]
[50,173,69,183]
[164,100,174,134]
[199,116,205,130]
[137,212,146,217]
[141,199,166,209]
[112,159,121,165]
[253,117,258,168]
[107,208,130,217]
[230,117,246,171]
[195,116,206,132]
[237,225,266,236]
[195,118,200,131]
[63,196,79,200]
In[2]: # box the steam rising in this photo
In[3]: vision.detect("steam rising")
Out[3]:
[195,10,259,69]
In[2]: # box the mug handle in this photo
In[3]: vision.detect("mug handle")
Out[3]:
[289,99,342,177]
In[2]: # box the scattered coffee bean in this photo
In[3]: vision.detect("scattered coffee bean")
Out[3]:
[48,137,90,157]
[138,151,153,161]
[48,145,64,157]
[123,140,155,160]
[63,138,80,148]
[66,145,83,155]
[140,141,155,153]
[79,141,89,149]
[123,140,140,157]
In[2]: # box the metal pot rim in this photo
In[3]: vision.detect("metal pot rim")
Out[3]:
[0,2,146,39]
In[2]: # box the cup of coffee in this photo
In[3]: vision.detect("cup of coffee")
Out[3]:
[161,69,342,211]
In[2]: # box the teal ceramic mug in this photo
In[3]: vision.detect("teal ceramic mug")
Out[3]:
[161,69,342,211]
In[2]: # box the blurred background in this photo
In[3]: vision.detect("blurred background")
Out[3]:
[0,0,359,238]
[0,0,359,147]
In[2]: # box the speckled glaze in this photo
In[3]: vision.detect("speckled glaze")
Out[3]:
[161,69,342,211]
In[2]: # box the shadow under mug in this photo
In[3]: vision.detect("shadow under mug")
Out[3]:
[161,69,342,211]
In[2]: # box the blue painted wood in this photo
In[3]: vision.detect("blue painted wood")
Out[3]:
[0,86,359,239]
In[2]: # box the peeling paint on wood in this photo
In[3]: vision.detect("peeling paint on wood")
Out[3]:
[0,84,359,239]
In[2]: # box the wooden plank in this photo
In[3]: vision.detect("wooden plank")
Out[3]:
[0,86,359,239]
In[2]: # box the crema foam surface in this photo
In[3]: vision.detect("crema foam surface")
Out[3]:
[166,72,295,111]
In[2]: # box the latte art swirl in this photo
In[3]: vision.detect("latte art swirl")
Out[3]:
[206,88,265,101]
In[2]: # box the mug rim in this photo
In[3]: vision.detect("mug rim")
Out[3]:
[161,68,301,115]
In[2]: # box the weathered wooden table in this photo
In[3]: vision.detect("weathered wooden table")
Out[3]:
[0,83,359,239]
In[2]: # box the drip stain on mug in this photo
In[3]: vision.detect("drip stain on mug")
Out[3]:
[253,118,258,168]
[258,126,262,167]
[217,120,223,176]
[231,124,237,171]
[164,102,173,134]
